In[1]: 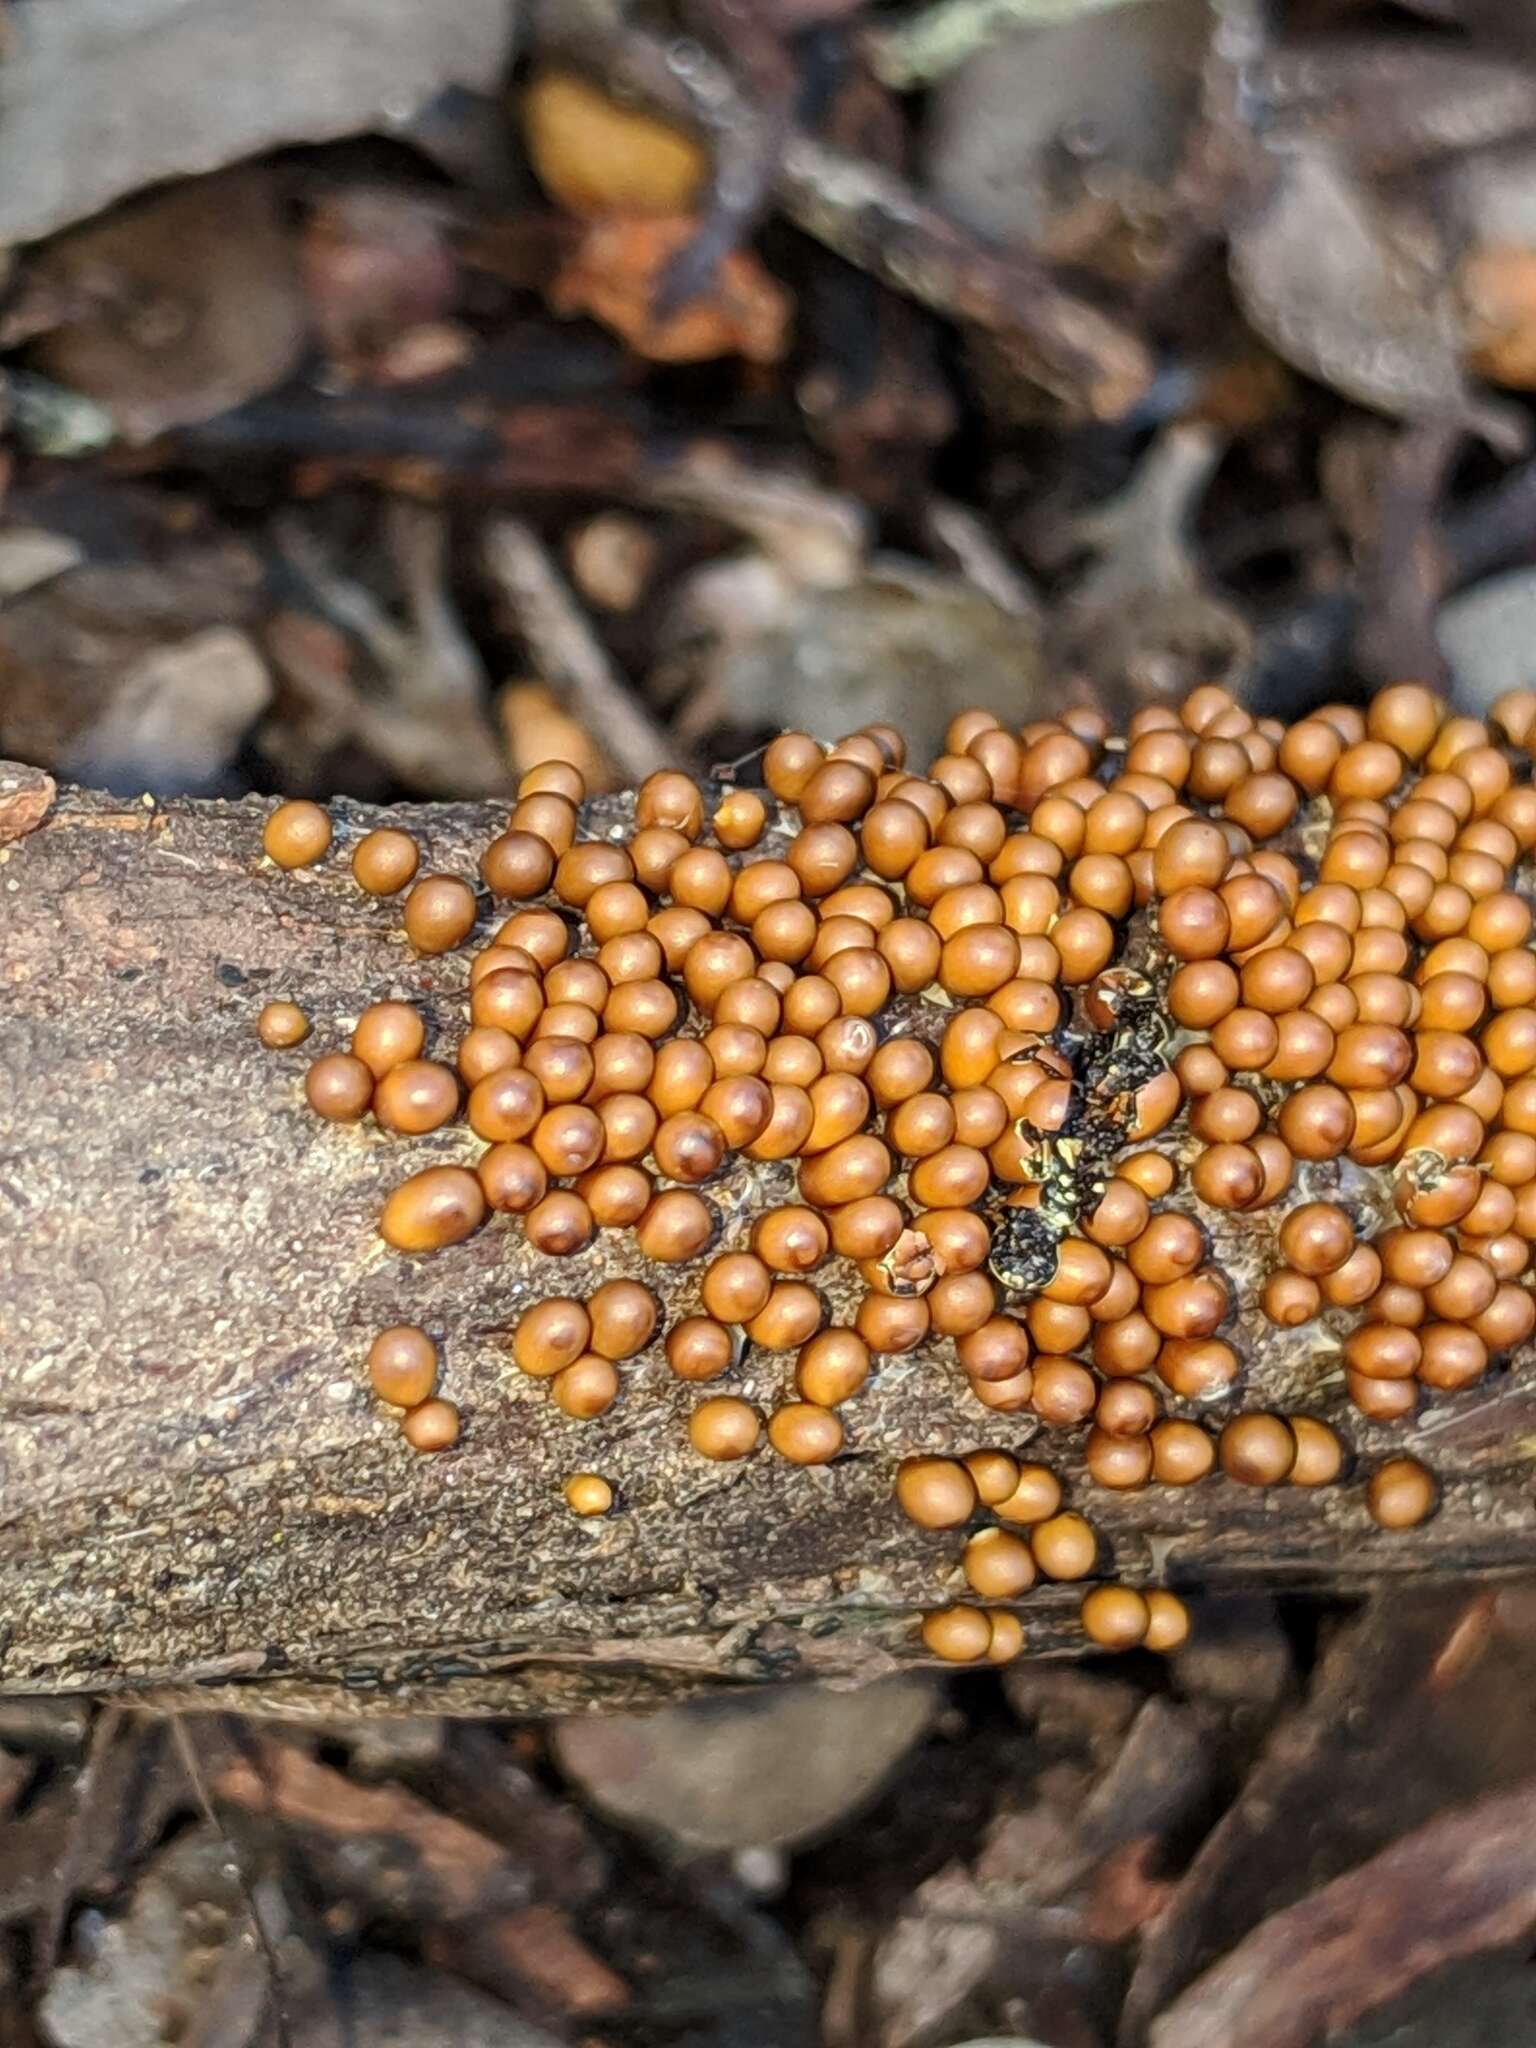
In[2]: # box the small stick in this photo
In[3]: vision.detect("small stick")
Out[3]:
[171,1715,293,2048]
[483,519,683,783]
[777,136,1152,422]
[923,498,1040,618]
[654,0,797,318]
[1351,421,1460,689]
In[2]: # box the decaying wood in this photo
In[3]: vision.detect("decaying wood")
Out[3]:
[3,757,1536,1719]
[1150,1776,1536,2048]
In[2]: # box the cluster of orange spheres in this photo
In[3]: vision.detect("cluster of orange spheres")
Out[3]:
[255,678,1536,1661]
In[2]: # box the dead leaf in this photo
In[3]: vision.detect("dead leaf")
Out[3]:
[214,1740,513,1920]
[295,1953,569,2048]
[1085,1836,1178,1942]
[274,502,513,798]
[872,1863,1001,2048]
[1041,422,1252,718]
[0,536,268,774]
[423,1903,628,2019]
[686,557,1042,765]
[549,214,792,364]
[1231,146,1512,443]
[1436,565,1536,712]
[0,765,56,843]
[66,628,272,794]
[437,1725,609,1908]
[484,518,679,782]
[565,512,658,615]
[1074,1698,1211,1868]
[523,69,708,218]
[370,321,476,386]
[553,1676,936,1854]
[0,0,515,246]
[498,680,619,793]
[1257,34,1536,180]
[38,1826,258,2048]
[25,168,306,442]
[0,541,266,778]
[922,0,1208,251]
[1149,1778,1536,2048]
[299,188,460,384]
[0,523,85,600]
[1460,241,1536,386]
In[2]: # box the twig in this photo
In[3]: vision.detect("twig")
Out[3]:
[171,1715,292,2048]
[778,135,1152,420]
[483,519,683,782]
[923,498,1041,618]
[866,0,1157,88]
[32,1704,121,1991]
[1351,421,1460,689]
[165,375,647,499]
[654,1,798,318]
[273,514,411,673]
[647,450,869,587]
[272,509,514,798]
[215,1740,628,2015]
[7,771,1536,1713]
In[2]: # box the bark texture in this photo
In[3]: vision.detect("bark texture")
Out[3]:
[2,759,1535,1717]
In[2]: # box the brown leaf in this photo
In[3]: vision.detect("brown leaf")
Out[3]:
[0,541,267,785]
[1085,1836,1178,1942]
[1258,35,1536,178]
[549,214,791,364]
[26,168,306,443]
[1149,1778,1536,2048]
[922,0,1208,251]
[299,189,460,384]
[1461,241,1536,387]
[0,765,56,843]
[498,680,619,794]
[424,1903,629,2018]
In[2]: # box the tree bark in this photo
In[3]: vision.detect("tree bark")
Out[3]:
[2,759,1534,1718]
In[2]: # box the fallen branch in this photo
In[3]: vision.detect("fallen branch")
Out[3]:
[1,763,1534,1719]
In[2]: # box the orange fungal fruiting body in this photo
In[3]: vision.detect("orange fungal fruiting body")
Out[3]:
[273,692,1514,1661]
